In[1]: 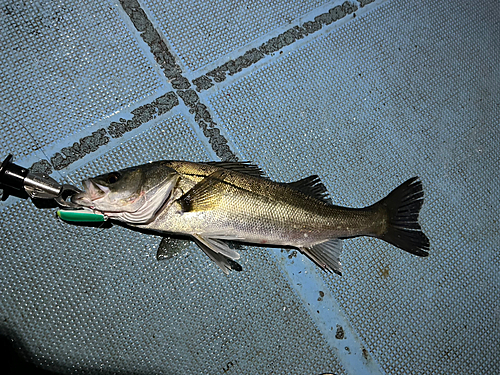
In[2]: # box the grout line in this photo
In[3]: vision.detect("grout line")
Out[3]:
[28,91,180,174]
[192,1,359,92]
[119,0,238,162]
[26,0,375,174]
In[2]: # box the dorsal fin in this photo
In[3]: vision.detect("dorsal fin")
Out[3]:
[205,161,266,178]
[286,175,332,204]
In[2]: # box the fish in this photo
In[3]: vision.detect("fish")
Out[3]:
[71,161,430,275]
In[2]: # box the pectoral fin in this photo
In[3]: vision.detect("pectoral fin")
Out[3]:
[179,171,226,212]
[192,234,242,274]
[300,238,343,275]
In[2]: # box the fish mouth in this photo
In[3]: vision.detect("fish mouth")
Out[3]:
[71,179,108,207]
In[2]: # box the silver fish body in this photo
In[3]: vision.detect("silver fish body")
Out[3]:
[71,161,430,274]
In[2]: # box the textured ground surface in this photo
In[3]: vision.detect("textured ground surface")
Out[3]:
[1,0,499,374]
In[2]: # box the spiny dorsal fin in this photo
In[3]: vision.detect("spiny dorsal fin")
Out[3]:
[287,175,332,204]
[179,170,226,212]
[205,161,267,178]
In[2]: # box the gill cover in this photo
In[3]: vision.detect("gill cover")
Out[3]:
[72,162,180,224]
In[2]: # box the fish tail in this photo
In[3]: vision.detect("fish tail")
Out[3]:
[376,177,430,256]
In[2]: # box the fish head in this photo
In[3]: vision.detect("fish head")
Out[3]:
[71,162,180,223]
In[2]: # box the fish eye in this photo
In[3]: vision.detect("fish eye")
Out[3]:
[106,172,121,184]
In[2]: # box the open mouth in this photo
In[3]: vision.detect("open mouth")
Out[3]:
[71,179,108,208]
[83,179,110,201]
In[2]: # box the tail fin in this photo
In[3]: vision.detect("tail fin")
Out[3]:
[377,177,430,256]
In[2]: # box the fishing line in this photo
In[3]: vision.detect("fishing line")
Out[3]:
[0,108,108,237]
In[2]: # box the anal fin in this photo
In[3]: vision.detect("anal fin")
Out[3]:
[300,238,343,275]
